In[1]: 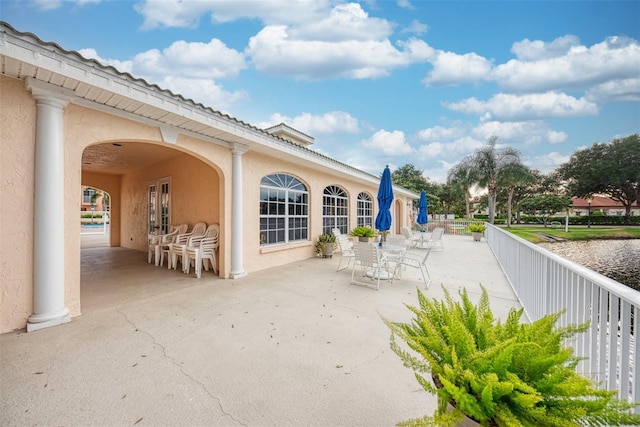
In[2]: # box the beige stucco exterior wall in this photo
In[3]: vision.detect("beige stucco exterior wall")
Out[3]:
[242,150,386,273]
[0,72,410,333]
[1,76,37,332]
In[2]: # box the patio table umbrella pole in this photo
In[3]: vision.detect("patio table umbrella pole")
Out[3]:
[375,165,394,244]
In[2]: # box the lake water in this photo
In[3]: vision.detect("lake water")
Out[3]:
[538,239,640,291]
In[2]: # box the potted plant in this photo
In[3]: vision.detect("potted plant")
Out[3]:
[385,286,640,427]
[468,222,486,241]
[315,233,336,258]
[350,225,375,242]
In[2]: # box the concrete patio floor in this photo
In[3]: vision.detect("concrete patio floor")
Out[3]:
[1,234,520,427]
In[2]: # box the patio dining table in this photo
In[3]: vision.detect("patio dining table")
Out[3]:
[377,243,406,280]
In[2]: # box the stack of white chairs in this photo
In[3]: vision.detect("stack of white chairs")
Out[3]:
[169,222,207,271]
[148,224,187,266]
[155,224,188,267]
[184,224,220,278]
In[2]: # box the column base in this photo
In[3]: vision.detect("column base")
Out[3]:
[27,308,71,332]
[230,271,247,279]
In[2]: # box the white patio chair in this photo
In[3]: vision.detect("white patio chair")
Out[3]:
[421,227,445,250]
[398,246,433,289]
[335,233,355,271]
[193,234,220,278]
[400,226,418,248]
[331,227,342,237]
[184,224,219,276]
[350,242,392,290]
[148,224,186,266]
[155,224,188,267]
[169,222,207,270]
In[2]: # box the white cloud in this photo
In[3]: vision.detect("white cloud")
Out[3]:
[134,0,348,29]
[402,19,428,35]
[445,92,598,120]
[524,151,571,174]
[585,78,640,103]
[416,136,484,160]
[261,111,360,135]
[422,51,493,86]
[290,3,392,41]
[397,0,414,9]
[416,125,468,141]
[247,26,433,80]
[493,36,640,92]
[511,35,580,61]
[132,39,246,80]
[361,129,413,156]
[473,120,568,145]
[30,0,99,10]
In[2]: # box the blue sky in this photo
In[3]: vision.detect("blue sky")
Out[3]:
[3,0,639,182]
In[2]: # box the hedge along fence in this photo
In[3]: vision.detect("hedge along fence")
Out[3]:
[474,214,640,226]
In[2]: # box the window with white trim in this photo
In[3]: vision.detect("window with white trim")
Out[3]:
[357,192,373,228]
[260,174,309,245]
[323,185,348,235]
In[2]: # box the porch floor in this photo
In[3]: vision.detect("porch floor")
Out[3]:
[1,234,519,426]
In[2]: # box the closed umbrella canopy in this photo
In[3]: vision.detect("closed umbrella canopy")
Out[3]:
[417,191,429,228]
[375,166,394,232]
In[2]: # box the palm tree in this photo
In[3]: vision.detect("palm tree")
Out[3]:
[472,136,520,224]
[447,155,478,218]
[498,163,536,227]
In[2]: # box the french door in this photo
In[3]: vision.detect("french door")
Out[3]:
[148,177,171,235]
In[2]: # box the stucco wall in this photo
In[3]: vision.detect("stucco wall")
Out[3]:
[0,76,36,332]
[241,150,383,273]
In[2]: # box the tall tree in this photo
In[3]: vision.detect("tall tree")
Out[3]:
[447,155,477,218]
[391,164,432,194]
[558,134,639,222]
[472,136,520,224]
[498,163,537,227]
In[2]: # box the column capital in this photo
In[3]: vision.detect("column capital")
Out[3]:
[231,142,249,156]
[25,77,73,108]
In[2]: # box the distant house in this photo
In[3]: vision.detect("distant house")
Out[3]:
[572,196,640,217]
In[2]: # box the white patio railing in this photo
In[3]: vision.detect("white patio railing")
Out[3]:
[485,223,640,406]
[80,210,109,235]
[413,219,476,235]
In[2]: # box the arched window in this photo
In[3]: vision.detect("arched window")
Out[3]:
[357,192,373,228]
[260,174,308,245]
[323,185,348,235]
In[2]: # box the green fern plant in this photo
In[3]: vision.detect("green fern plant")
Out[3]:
[384,286,640,426]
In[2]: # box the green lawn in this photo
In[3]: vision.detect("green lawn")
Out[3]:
[500,225,640,243]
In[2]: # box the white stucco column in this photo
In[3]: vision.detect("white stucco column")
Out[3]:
[230,143,248,279]
[26,78,72,332]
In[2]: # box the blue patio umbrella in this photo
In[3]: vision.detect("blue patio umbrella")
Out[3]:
[374,165,394,234]
[416,191,429,230]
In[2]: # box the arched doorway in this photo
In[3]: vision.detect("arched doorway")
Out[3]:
[79,140,224,312]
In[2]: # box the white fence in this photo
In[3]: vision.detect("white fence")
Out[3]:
[485,223,640,405]
[412,219,477,236]
[80,210,109,235]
